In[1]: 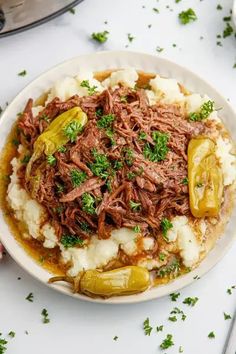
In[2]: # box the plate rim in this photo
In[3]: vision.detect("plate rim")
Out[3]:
[0,50,236,304]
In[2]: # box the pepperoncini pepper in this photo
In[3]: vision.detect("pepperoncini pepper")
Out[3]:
[49,266,150,298]
[188,137,223,218]
[26,107,87,180]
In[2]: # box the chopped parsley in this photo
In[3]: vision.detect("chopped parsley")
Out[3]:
[133,225,141,233]
[21,155,31,164]
[113,336,118,341]
[160,334,174,350]
[223,22,234,38]
[60,234,83,248]
[182,177,188,185]
[223,312,231,320]
[179,346,184,353]
[25,292,34,302]
[41,309,50,324]
[161,218,173,240]
[82,193,96,214]
[97,114,115,128]
[183,297,199,306]
[153,8,159,13]
[12,138,20,146]
[227,285,236,294]
[8,332,15,338]
[159,253,166,262]
[139,131,147,140]
[189,100,214,121]
[175,0,181,3]
[89,149,111,179]
[233,63,236,69]
[193,275,201,280]
[63,120,83,142]
[143,317,153,336]
[54,206,64,214]
[123,147,134,166]
[130,200,141,211]
[127,172,136,180]
[168,315,177,322]
[39,113,50,122]
[58,146,67,153]
[179,8,197,25]
[156,325,164,332]
[80,222,90,233]
[18,70,27,77]
[143,131,169,162]
[113,160,123,170]
[216,4,222,10]
[92,31,109,43]
[105,128,115,146]
[0,334,7,354]
[156,46,164,53]
[56,183,64,194]
[70,169,87,187]
[127,33,135,42]
[157,258,180,278]
[96,107,103,116]
[170,307,186,321]
[208,331,215,339]
[170,292,180,301]
[47,154,56,166]
[69,7,75,14]
[80,80,97,95]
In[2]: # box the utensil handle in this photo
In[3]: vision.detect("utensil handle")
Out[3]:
[224,311,236,354]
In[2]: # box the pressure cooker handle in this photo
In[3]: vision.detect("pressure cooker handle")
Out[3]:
[0,7,5,31]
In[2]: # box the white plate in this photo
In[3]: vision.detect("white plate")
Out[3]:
[0,51,236,304]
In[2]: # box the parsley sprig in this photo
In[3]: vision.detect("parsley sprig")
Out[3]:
[41,309,50,324]
[183,297,199,306]
[60,234,83,248]
[97,114,115,129]
[89,149,111,179]
[179,8,197,25]
[130,200,141,211]
[47,154,56,166]
[160,334,174,350]
[170,292,180,302]
[157,258,180,278]
[18,70,27,77]
[161,218,173,240]
[92,31,109,43]
[143,318,153,336]
[25,292,34,302]
[70,169,87,187]
[82,193,96,214]
[80,80,97,95]
[189,100,214,121]
[63,120,83,142]
[0,334,7,354]
[143,131,169,162]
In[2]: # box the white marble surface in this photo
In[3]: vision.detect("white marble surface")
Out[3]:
[0,1,236,353]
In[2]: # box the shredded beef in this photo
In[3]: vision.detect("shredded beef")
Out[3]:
[18,86,205,240]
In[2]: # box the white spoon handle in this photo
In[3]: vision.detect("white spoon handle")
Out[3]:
[224,310,236,354]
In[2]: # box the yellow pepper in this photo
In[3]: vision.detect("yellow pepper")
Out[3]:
[26,107,87,180]
[188,137,223,218]
[49,266,150,298]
